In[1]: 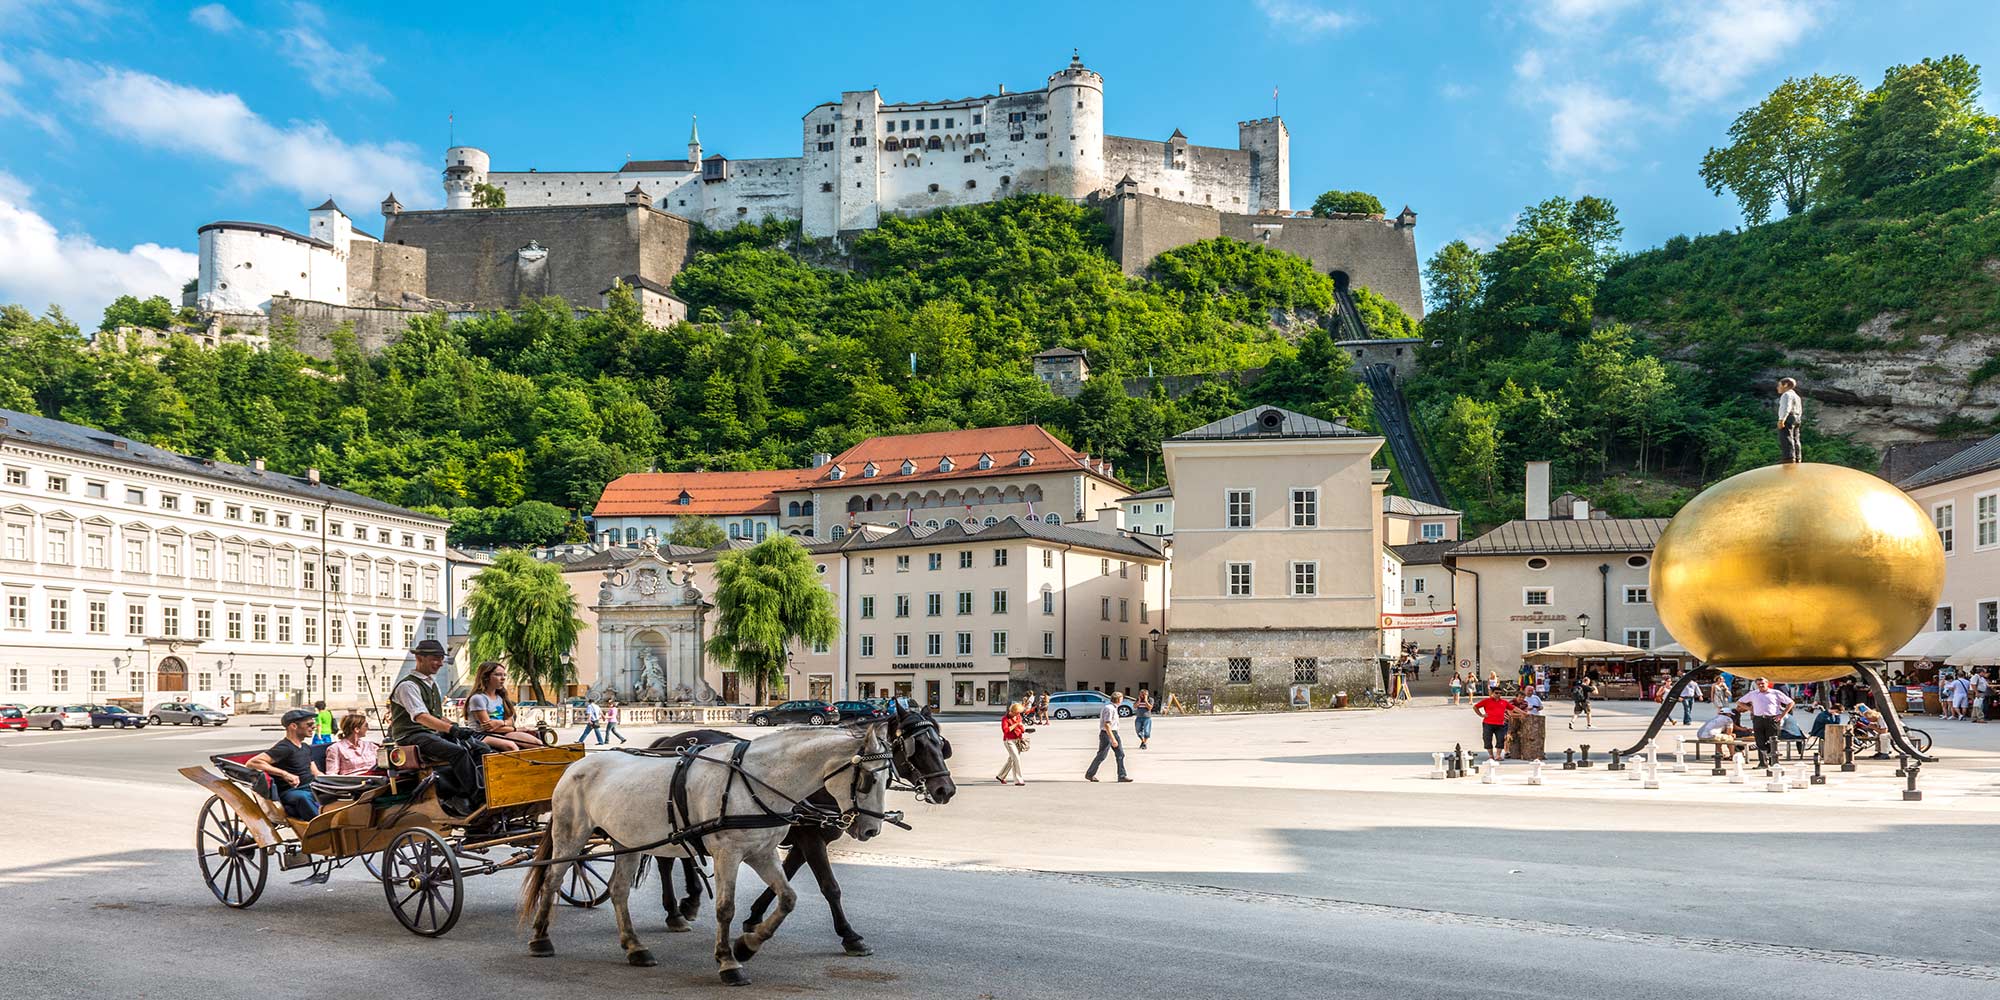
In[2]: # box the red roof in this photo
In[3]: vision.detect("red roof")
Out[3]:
[594,468,814,517]
[800,424,1125,489]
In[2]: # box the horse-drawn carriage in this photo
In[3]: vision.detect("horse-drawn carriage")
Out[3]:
[180,739,613,938]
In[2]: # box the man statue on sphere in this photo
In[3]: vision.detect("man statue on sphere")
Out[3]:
[1775,377,1803,464]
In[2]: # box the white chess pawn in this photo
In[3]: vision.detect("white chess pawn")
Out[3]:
[1671,738,1689,774]
[1430,752,1447,780]
[1642,760,1660,789]
[1766,767,1789,793]
[1729,755,1747,784]
[1790,765,1810,789]
[1528,760,1545,785]
[1481,759,1499,784]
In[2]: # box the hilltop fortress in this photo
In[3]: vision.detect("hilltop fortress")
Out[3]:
[192,54,1422,353]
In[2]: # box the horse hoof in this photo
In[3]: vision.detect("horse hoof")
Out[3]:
[843,941,874,957]
[719,968,750,987]
[627,949,657,967]
[529,939,554,957]
[732,938,757,962]
[680,901,702,920]
[666,918,691,933]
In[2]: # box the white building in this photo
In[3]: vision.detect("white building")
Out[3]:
[1123,484,1173,537]
[0,409,450,713]
[196,200,374,315]
[452,53,1288,237]
[1898,432,2000,633]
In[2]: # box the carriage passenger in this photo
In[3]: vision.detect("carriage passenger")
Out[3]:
[248,708,324,820]
[323,713,380,776]
[466,660,545,751]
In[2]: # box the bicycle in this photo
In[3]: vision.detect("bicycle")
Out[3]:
[1360,688,1395,709]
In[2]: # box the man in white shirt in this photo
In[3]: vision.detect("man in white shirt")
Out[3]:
[1775,377,1803,463]
[1738,677,1795,768]
[1084,691,1132,782]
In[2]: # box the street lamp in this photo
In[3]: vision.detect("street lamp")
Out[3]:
[1577,612,1592,639]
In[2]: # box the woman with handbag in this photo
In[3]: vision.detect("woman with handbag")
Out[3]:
[997,701,1030,785]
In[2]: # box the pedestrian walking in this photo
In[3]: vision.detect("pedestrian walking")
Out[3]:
[1710,674,1734,710]
[577,698,605,745]
[1084,691,1132,782]
[1678,680,1698,726]
[996,702,1029,785]
[1775,377,1804,464]
[1741,677,1794,769]
[1431,645,1444,676]
[311,700,335,745]
[1473,689,1512,762]
[1448,672,1464,705]
[1134,691,1154,749]
[1568,674,1594,729]
[602,698,627,744]
[1038,691,1051,725]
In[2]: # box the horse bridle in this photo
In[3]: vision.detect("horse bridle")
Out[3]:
[886,713,953,804]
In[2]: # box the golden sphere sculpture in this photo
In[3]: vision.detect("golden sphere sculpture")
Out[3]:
[1650,462,1944,683]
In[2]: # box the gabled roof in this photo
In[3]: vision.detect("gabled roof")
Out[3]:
[828,515,1166,560]
[1125,483,1172,501]
[1032,346,1087,359]
[1170,406,1373,441]
[801,424,1125,490]
[600,274,684,299]
[1448,518,1669,557]
[1388,540,1454,565]
[618,159,695,173]
[1898,430,2000,490]
[0,409,445,523]
[1383,495,1459,517]
[594,468,816,517]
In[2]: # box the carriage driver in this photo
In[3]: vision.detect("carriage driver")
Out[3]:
[389,639,489,816]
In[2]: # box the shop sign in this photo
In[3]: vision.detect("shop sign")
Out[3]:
[1195,687,1214,712]
[890,661,978,671]
[1381,610,1458,629]
[1507,612,1569,623]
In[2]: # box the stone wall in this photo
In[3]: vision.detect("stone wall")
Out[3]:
[1103,137,1254,212]
[1104,191,1222,276]
[346,240,428,307]
[267,296,425,356]
[384,203,694,311]
[1165,626,1379,710]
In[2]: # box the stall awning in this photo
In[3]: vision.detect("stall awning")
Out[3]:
[1894,629,1998,661]
[1523,637,1648,662]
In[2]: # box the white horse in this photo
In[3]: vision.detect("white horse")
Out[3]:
[520,722,893,986]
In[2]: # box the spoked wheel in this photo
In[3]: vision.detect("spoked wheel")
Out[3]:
[361,849,386,882]
[1907,728,1933,755]
[196,795,268,908]
[382,828,464,937]
[557,855,614,907]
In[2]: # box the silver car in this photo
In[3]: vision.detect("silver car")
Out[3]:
[148,702,230,726]
[24,705,94,730]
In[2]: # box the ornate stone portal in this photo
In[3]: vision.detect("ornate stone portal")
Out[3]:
[593,540,717,703]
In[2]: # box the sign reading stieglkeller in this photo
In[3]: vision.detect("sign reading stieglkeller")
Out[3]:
[889,661,979,671]
[1380,610,1460,629]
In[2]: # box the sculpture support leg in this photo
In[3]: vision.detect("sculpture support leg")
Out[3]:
[1852,661,1935,763]
[1618,665,1704,759]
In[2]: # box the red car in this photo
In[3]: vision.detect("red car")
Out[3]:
[0,705,26,731]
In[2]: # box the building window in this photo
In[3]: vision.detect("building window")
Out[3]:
[85,481,106,499]
[1524,630,1552,653]
[1139,600,1149,623]
[195,607,212,639]
[894,634,910,657]
[1525,557,1550,570]
[1292,561,1318,596]
[1624,585,1650,604]
[1227,562,1253,596]
[2,468,22,487]
[51,668,68,691]
[1100,558,1110,577]
[1524,588,1551,606]
[224,505,241,521]
[1936,606,1954,631]
[896,555,910,572]
[993,548,1008,567]
[1293,657,1319,684]
[50,597,68,631]
[1140,638,1151,661]
[124,486,144,505]
[253,613,268,642]
[226,611,243,640]
[1977,493,1998,549]
[861,635,876,657]
[956,591,973,615]
[380,620,393,647]
[4,594,24,629]
[955,631,973,655]
[992,589,1008,614]
[191,547,210,579]
[85,533,108,569]
[46,529,68,563]
[1042,631,1055,655]
[278,615,292,643]
[1100,636,1111,659]
[958,550,974,568]
[1227,489,1254,528]
[161,543,179,575]
[1977,599,1997,633]
[47,475,67,493]
[1623,628,1654,649]
[1228,657,1252,684]
[894,594,910,618]
[1935,502,1955,553]
[194,499,211,516]
[1421,522,1446,541]
[89,600,108,634]
[1041,586,1054,615]
[304,616,317,645]
[927,553,943,571]
[302,561,316,591]
[1119,598,1129,622]
[1118,637,1129,660]
[926,593,942,617]
[5,668,21,692]
[926,633,942,656]
[1291,488,1318,527]
[860,596,876,619]
[1,524,22,561]
[1041,549,1053,568]
[126,603,145,635]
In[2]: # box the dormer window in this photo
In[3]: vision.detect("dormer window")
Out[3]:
[829,465,845,481]
[899,460,916,476]
[862,463,879,478]
[1017,451,1034,467]
[938,457,954,472]
[676,490,692,506]
[977,453,993,470]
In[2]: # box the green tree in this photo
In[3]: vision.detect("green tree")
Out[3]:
[1834,55,2000,198]
[1310,190,1386,217]
[99,294,177,332]
[704,536,839,704]
[497,500,571,546]
[472,182,507,209]
[464,550,585,702]
[1700,74,1863,224]
[1435,395,1503,502]
[668,516,729,549]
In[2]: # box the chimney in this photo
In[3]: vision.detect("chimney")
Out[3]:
[808,452,832,468]
[252,457,265,473]
[1525,461,1550,521]
[306,467,321,485]
[1086,504,1126,534]
[1573,499,1590,520]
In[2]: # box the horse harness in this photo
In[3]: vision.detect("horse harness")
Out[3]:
[886,713,953,803]
[623,733,900,860]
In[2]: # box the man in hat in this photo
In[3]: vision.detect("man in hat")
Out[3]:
[1775,377,1803,463]
[248,708,324,820]
[389,639,487,816]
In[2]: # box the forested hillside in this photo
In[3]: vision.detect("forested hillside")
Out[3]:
[0,196,1388,547]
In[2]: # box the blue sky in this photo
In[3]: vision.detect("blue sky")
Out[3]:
[2,0,1994,323]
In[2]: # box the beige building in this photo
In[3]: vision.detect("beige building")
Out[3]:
[1382,495,1461,545]
[1898,433,2000,633]
[1446,463,1671,675]
[1163,406,1388,706]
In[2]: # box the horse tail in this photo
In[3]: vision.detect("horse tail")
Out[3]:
[517,830,553,928]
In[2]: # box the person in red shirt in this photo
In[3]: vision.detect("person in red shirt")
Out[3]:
[996,702,1029,785]
[1472,691,1514,762]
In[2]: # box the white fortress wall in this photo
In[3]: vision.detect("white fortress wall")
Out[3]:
[197,225,347,314]
[695,157,807,230]
[1104,137,1254,211]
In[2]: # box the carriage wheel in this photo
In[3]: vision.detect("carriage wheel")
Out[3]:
[196,795,268,909]
[557,856,614,908]
[382,828,464,937]
[361,849,386,882]
[1908,728,1933,755]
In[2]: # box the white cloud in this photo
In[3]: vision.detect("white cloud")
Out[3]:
[0,50,59,134]
[1546,85,1637,171]
[278,18,387,98]
[66,64,432,210]
[1533,0,1641,28]
[1649,0,1817,103]
[1255,0,1356,36]
[0,171,197,323]
[189,3,242,33]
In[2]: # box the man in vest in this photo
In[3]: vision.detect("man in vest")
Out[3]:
[389,639,487,816]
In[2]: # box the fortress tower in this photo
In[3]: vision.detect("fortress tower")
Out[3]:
[443,145,490,210]
[1238,117,1289,214]
[1045,51,1105,200]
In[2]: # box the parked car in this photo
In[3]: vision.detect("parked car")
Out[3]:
[0,705,26,731]
[1047,690,1133,719]
[748,700,837,727]
[86,705,149,729]
[148,702,230,726]
[834,700,889,722]
[24,705,94,730]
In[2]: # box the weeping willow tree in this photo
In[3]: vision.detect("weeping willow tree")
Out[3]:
[705,535,840,704]
[465,550,585,702]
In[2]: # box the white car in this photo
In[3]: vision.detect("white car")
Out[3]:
[24,705,94,730]
[1046,691,1134,720]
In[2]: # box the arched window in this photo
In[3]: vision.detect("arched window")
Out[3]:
[944,518,958,528]
[625,527,639,542]
[924,520,939,529]
[728,523,742,539]
[801,501,813,516]
[1045,513,1061,525]
[754,522,767,540]
[787,501,801,517]
[983,516,998,526]
[831,525,845,539]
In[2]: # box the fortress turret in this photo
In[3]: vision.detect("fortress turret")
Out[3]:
[1046,50,1105,200]
[308,198,353,255]
[1237,117,1289,214]
[443,145,490,210]
[687,116,702,166]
